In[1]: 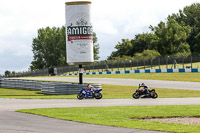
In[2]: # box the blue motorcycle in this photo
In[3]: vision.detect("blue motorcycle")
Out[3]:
[77,88,103,100]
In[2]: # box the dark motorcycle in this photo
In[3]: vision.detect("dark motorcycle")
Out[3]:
[77,88,103,100]
[132,85,158,99]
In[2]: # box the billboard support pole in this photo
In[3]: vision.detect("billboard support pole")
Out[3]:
[79,65,83,84]
[65,1,93,85]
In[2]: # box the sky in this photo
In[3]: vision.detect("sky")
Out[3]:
[0,0,200,75]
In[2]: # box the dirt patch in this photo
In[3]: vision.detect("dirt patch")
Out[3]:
[133,117,200,125]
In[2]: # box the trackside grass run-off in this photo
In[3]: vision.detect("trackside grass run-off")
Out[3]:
[1,84,200,99]
[17,105,200,133]
[64,72,200,82]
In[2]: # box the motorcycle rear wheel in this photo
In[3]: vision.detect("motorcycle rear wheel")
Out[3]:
[132,93,140,99]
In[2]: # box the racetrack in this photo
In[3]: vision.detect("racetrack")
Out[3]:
[17,77,200,90]
[1,98,200,133]
[1,98,200,111]
[1,77,200,133]
[0,111,165,133]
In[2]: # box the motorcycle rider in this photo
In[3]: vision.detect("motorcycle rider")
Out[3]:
[87,84,95,95]
[139,83,149,97]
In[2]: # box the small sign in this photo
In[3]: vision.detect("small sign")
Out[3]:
[54,68,57,75]
[79,68,84,73]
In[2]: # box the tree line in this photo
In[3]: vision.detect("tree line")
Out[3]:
[108,3,200,60]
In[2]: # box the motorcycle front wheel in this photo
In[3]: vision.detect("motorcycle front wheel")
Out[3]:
[77,94,84,100]
[132,93,140,99]
[152,92,158,99]
[95,93,102,99]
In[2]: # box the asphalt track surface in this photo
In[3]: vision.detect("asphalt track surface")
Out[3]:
[18,77,200,90]
[1,98,200,133]
[1,77,200,133]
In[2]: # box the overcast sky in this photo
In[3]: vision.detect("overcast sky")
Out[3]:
[0,0,200,75]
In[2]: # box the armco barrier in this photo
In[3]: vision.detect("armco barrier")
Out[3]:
[41,82,101,95]
[0,79,101,95]
[0,79,41,91]
[62,68,200,76]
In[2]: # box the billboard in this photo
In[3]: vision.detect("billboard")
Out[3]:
[65,1,94,65]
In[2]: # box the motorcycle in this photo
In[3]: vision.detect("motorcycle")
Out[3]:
[132,85,158,99]
[77,88,103,100]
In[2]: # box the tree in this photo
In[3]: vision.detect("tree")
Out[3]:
[108,3,198,59]
[151,17,191,57]
[11,71,16,76]
[132,33,158,54]
[134,50,160,60]
[30,26,100,70]
[93,32,100,60]
[5,70,11,76]
[108,39,133,59]
[108,33,159,59]
[30,26,66,70]
[170,3,200,54]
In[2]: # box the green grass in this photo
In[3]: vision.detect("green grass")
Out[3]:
[66,73,200,82]
[17,105,200,133]
[0,88,76,99]
[103,85,200,99]
[1,84,200,99]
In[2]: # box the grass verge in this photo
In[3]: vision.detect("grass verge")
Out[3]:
[17,105,200,133]
[1,84,200,99]
[0,88,75,99]
[103,85,200,99]
[65,73,200,82]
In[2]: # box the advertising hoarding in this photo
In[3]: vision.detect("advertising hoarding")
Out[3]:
[65,1,94,65]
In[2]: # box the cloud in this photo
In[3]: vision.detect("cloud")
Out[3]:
[0,30,34,56]
[93,20,118,34]
[0,52,32,75]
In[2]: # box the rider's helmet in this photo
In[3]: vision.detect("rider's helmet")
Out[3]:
[87,84,92,88]
[141,83,145,86]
